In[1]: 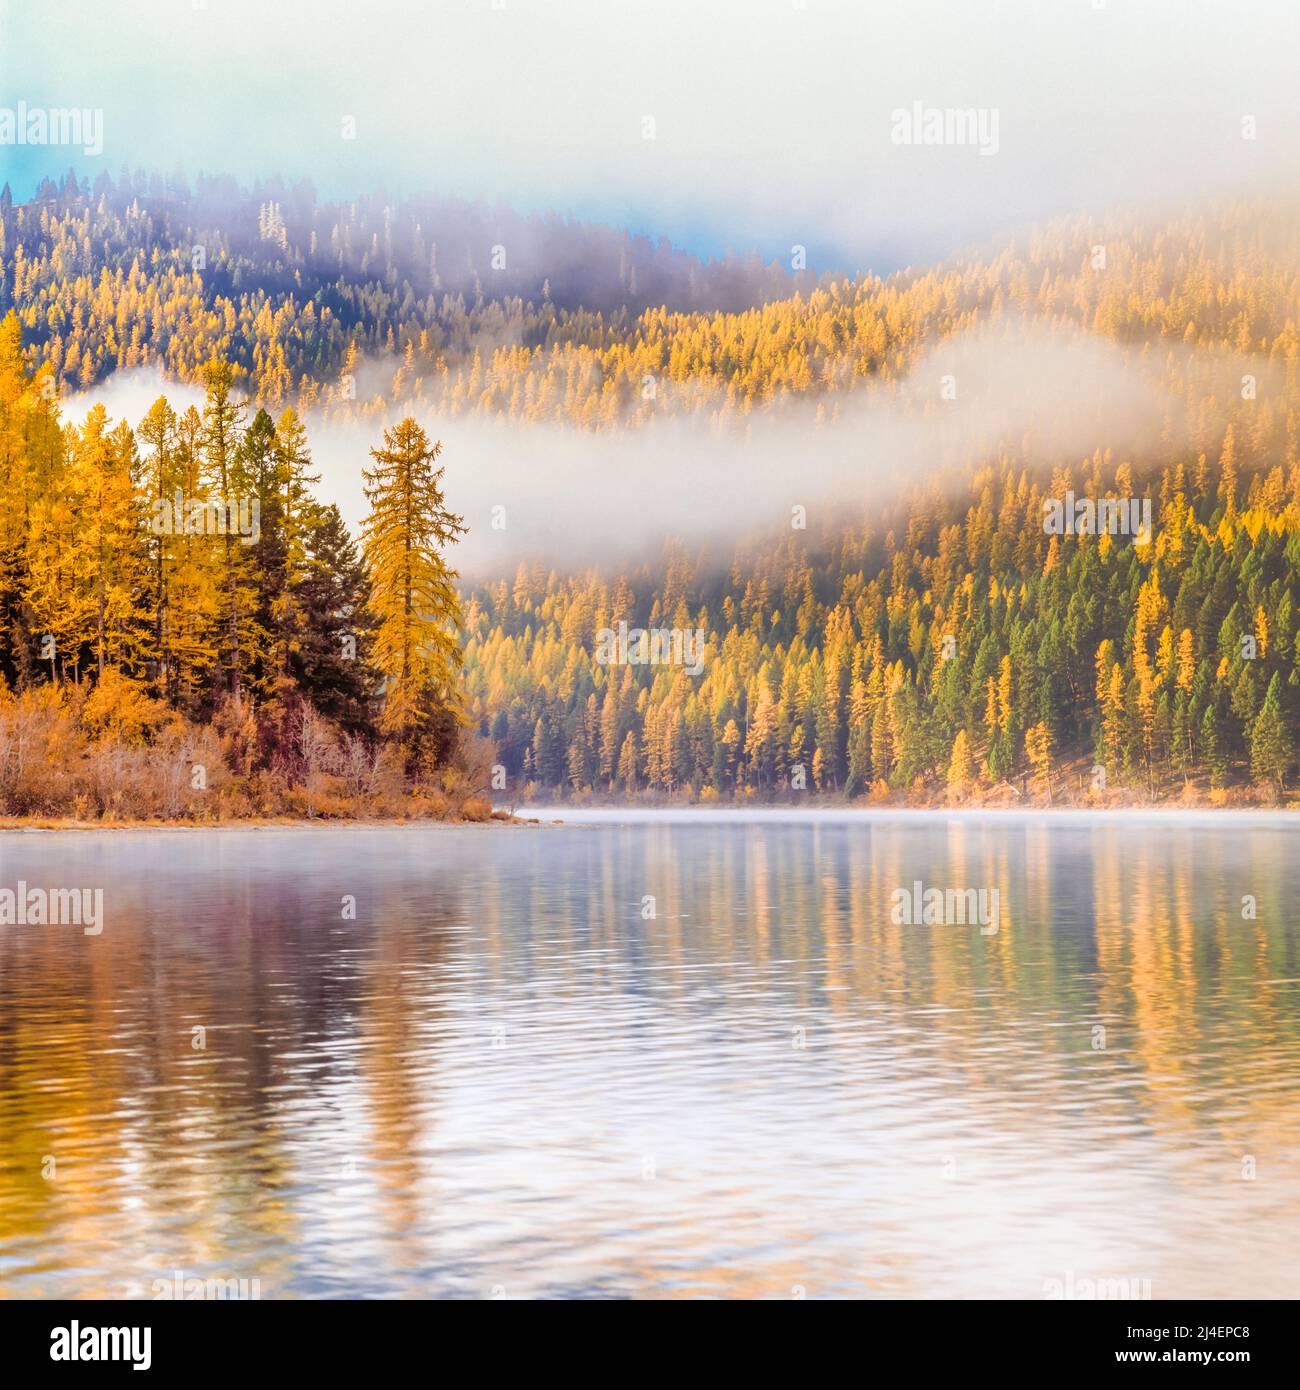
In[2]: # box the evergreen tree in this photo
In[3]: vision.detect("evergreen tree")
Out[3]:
[360,418,466,746]
[292,504,380,736]
[1250,673,1291,794]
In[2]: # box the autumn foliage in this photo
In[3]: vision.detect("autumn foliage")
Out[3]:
[0,312,481,822]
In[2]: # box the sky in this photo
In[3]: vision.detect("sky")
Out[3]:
[3,0,1300,272]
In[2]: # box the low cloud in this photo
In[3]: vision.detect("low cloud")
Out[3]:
[304,320,1193,572]
[65,317,1254,576]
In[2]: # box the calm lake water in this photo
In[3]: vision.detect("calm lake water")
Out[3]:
[1,810,1298,1299]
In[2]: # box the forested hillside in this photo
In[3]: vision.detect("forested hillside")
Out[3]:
[0,171,814,402]
[5,179,1299,430]
[3,176,1298,805]
[464,447,1298,804]
[450,202,1300,804]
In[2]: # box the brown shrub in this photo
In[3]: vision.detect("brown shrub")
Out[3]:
[0,677,465,824]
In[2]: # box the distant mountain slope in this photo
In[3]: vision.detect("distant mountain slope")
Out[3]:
[4,179,1298,432]
[0,170,818,397]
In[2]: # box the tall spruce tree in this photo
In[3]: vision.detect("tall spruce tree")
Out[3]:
[293,503,380,737]
[1250,673,1291,794]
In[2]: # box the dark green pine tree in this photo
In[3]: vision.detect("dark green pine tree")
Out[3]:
[291,503,381,737]
[1201,702,1229,788]
[1250,672,1291,795]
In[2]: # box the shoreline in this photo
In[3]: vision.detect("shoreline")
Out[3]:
[521,804,1300,824]
[0,811,536,834]
[3,805,1299,833]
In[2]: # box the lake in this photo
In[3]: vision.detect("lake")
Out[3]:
[1,810,1298,1299]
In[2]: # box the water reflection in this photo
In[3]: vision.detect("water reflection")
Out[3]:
[0,815,1297,1298]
